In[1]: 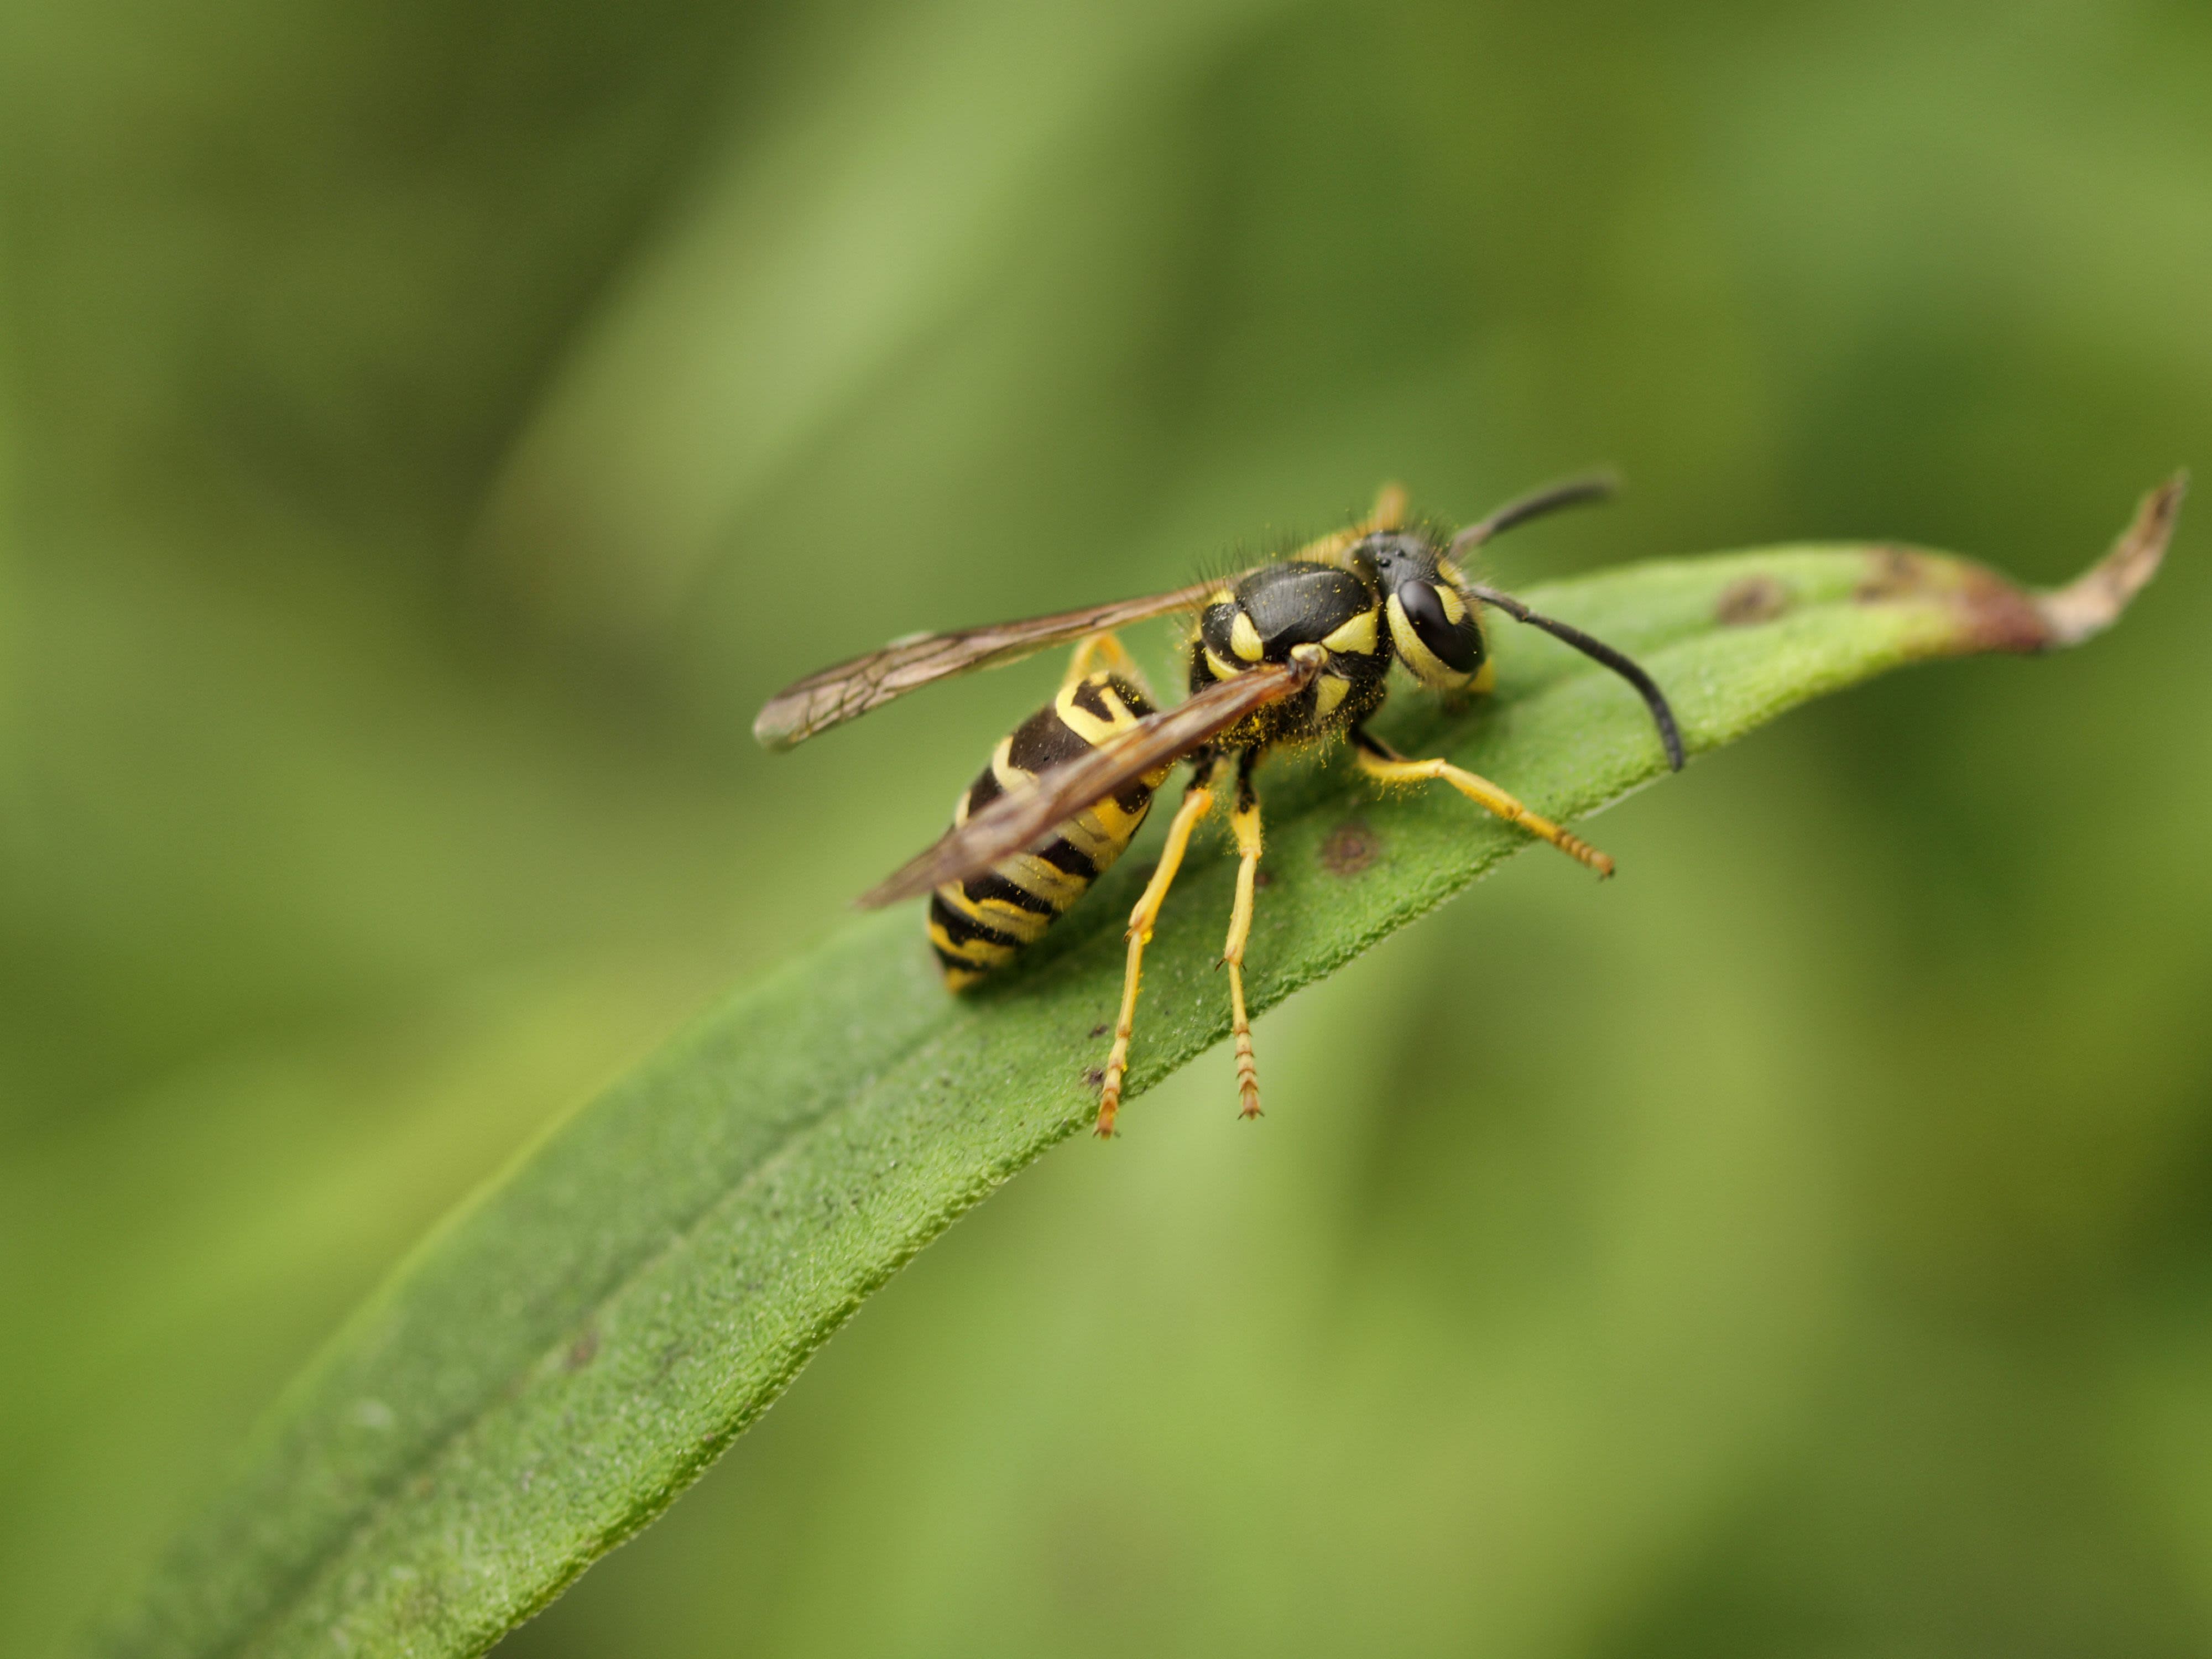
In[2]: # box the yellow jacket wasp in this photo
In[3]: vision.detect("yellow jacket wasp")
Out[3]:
[754,477,1684,1137]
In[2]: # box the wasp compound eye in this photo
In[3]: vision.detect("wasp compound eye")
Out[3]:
[1390,579,1481,679]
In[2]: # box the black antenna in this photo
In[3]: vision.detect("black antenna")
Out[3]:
[1465,583,1686,771]
[1449,471,1620,559]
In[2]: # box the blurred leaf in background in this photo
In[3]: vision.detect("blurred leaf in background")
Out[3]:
[2,0,2209,1656]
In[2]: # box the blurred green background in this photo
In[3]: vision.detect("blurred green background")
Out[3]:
[4,0,2210,1653]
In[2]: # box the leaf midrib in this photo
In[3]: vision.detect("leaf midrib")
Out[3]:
[218,965,967,1656]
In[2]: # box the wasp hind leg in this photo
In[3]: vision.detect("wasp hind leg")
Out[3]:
[1220,750,1266,1119]
[1063,630,1155,702]
[1352,729,1615,878]
[1097,753,1229,1138]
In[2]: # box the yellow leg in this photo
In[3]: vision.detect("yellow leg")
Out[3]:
[1097,760,1224,1136]
[1365,480,1408,531]
[1220,778,1265,1119]
[1354,736,1615,878]
[1291,481,1410,566]
[1065,629,1139,686]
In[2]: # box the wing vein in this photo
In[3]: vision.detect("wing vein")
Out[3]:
[753,580,1225,749]
[856,658,1319,909]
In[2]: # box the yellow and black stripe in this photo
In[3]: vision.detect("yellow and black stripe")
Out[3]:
[928,670,1169,988]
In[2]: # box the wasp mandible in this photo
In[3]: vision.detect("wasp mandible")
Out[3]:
[755,478,1684,1136]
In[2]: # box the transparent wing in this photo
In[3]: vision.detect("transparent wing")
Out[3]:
[856,655,1320,909]
[752,580,1224,750]
[756,486,1420,750]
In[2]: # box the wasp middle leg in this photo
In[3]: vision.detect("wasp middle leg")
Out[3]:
[1351,729,1614,877]
[1219,749,1266,1119]
[1097,750,1230,1137]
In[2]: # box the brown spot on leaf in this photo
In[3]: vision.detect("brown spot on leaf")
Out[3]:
[1253,869,1275,889]
[1089,1024,1108,1039]
[1948,564,2049,654]
[1715,574,1788,625]
[1319,820,1380,877]
[566,1327,600,1370]
[1854,545,1926,605]
[1084,1067,1107,1091]
[1853,543,2049,654]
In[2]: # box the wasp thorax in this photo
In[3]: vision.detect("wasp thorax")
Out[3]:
[1354,530,1486,689]
[1191,559,1390,735]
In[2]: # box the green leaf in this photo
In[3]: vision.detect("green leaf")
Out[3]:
[102,480,2183,1658]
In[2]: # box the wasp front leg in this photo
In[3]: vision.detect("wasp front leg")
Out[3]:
[1352,729,1614,877]
[1097,752,1229,1137]
[1220,750,1266,1118]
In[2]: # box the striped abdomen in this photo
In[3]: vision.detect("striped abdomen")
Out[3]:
[928,670,1165,989]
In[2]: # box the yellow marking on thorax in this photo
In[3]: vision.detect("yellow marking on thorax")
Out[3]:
[1320,606,1379,655]
[1203,646,1243,684]
[1313,673,1352,719]
[1228,612,1265,661]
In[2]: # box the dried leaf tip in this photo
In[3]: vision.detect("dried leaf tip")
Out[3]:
[2033,472,2187,649]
